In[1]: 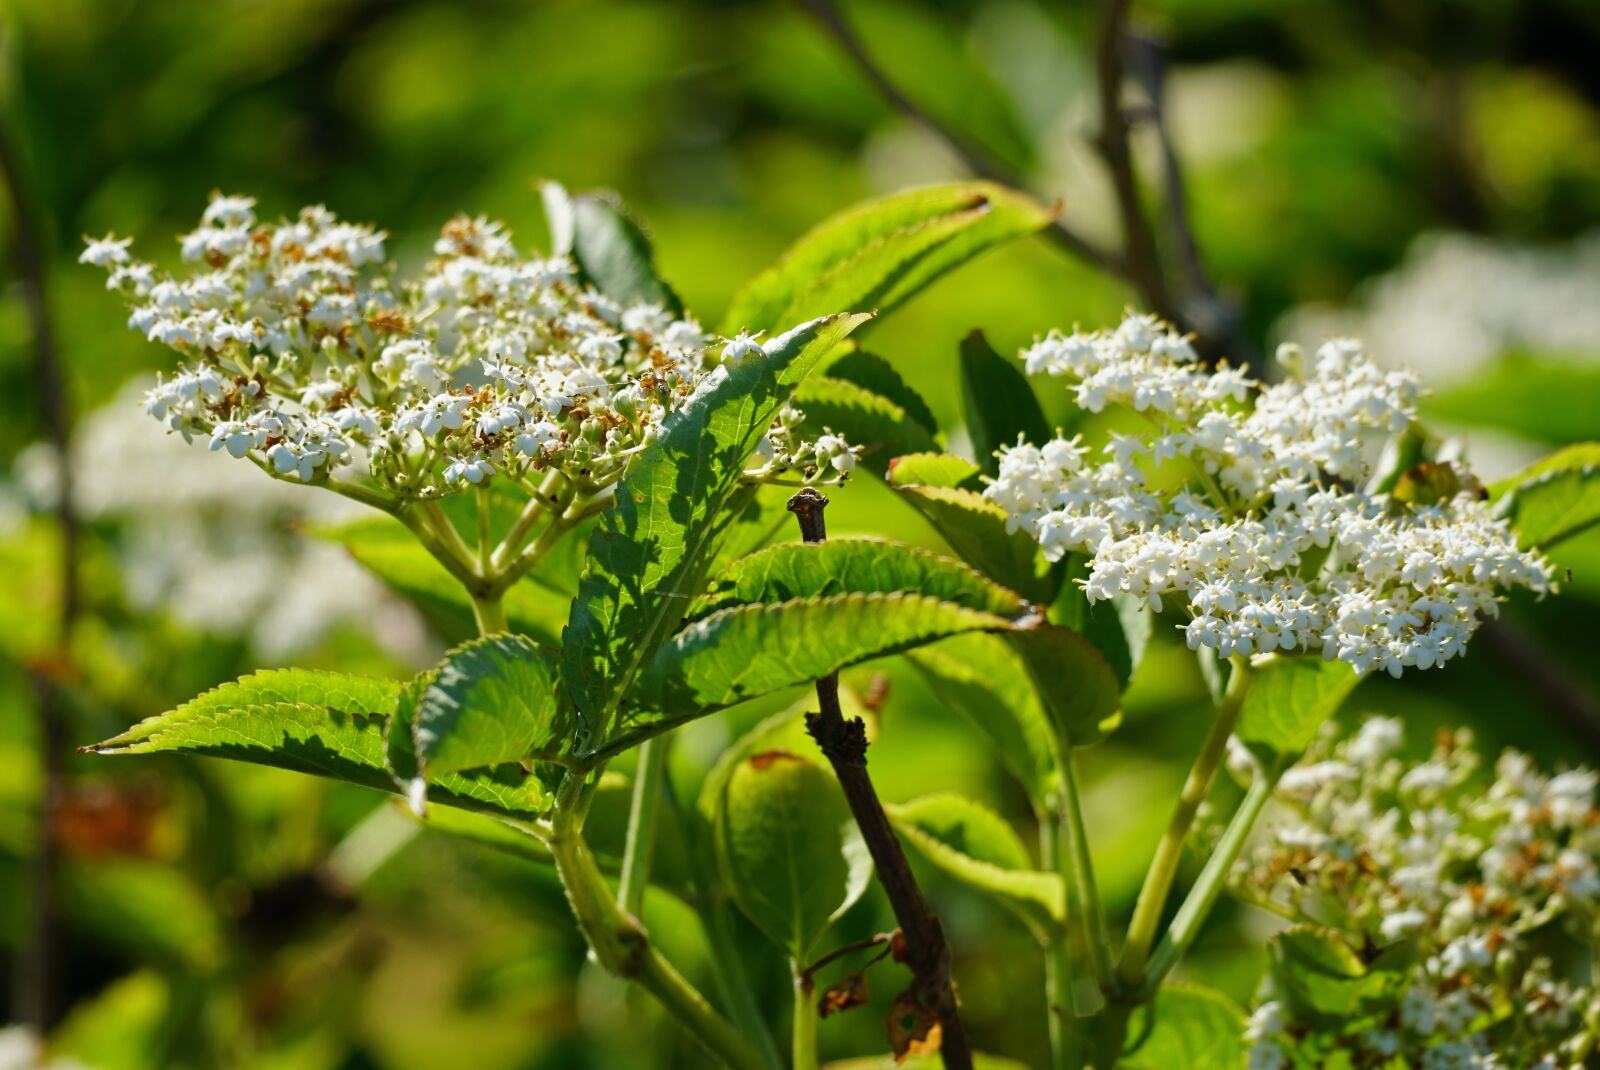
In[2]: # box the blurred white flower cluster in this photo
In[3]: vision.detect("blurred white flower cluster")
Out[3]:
[1237,718,1600,1069]
[84,194,854,501]
[984,312,1552,678]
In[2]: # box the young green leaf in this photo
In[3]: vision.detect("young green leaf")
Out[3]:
[903,633,1057,804]
[887,793,1063,937]
[894,484,1061,604]
[1234,657,1362,770]
[959,329,1051,477]
[793,376,939,476]
[83,672,549,819]
[1425,357,1600,446]
[886,452,984,491]
[1117,983,1247,1070]
[1490,442,1600,549]
[541,181,682,314]
[715,750,871,963]
[621,593,1034,746]
[696,538,1030,619]
[562,312,870,756]
[823,350,940,436]
[412,635,570,777]
[721,182,1054,336]
[1008,624,1123,748]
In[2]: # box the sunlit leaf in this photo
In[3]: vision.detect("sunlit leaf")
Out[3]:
[722,182,1054,336]
[1118,983,1247,1070]
[894,484,1060,604]
[1234,657,1362,770]
[563,312,870,756]
[1491,442,1600,549]
[412,635,569,777]
[887,452,983,491]
[794,376,939,476]
[824,349,940,436]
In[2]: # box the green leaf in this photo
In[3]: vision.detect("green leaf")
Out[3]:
[1234,657,1362,769]
[959,329,1052,477]
[823,350,940,436]
[894,484,1060,604]
[1009,624,1124,748]
[1118,984,1247,1070]
[317,515,573,645]
[793,376,940,477]
[1270,926,1414,1027]
[696,538,1031,620]
[721,182,1054,336]
[85,671,549,820]
[715,749,870,962]
[903,634,1057,803]
[413,635,569,777]
[888,793,1062,936]
[887,452,984,491]
[622,593,1033,747]
[541,181,682,314]
[1053,556,1150,692]
[562,312,870,756]
[1425,357,1600,445]
[1491,442,1600,549]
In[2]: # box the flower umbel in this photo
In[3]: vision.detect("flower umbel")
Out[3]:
[87,195,854,504]
[986,312,1552,678]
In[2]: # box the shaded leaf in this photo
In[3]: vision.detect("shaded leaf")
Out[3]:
[1270,926,1414,1027]
[715,749,871,961]
[1009,625,1123,748]
[903,634,1056,803]
[794,376,940,477]
[959,329,1051,477]
[824,350,940,436]
[541,181,681,313]
[721,182,1054,337]
[888,793,1062,935]
[894,484,1060,603]
[562,312,870,756]
[413,635,569,777]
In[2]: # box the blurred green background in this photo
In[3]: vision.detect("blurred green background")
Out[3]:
[1,0,1597,1067]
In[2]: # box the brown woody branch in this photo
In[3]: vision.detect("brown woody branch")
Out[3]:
[787,488,973,1070]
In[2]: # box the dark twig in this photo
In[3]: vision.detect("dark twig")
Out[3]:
[801,931,892,986]
[0,115,78,1033]
[793,0,1123,277]
[1092,0,1175,326]
[788,488,973,1070]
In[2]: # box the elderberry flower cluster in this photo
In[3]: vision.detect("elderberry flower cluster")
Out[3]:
[1236,718,1600,1069]
[84,194,855,503]
[985,312,1552,677]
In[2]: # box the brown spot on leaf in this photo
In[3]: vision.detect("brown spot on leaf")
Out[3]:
[748,748,802,770]
[886,989,942,1062]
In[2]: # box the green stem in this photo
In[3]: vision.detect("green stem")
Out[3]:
[1039,818,1082,1070]
[546,805,767,1070]
[470,592,508,635]
[792,963,818,1070]
[1115,658,1252,989]
[490,470,564,570]
[422,499,477,571]
[617,736,666,918]
[1060,750,1113,995]
[1139,770,1277,996]
[476,484,494,576]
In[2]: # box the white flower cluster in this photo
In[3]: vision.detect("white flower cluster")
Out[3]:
[1237,718,1600,1069]
[84,194,853,501]
[986,312,1552,678]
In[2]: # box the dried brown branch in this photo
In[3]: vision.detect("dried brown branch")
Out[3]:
[788,487,973,1070]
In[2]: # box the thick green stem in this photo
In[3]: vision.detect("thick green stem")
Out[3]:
[1139,770,1277,996]
[546,812,768,1070]
[1038,818,1082,1070]
[1059,751,1113,995]
[1115,658,1253,989]
[476,484,494,575]
[470,593,508,635]
[792,964,818,1070]
[617,737,666,918]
